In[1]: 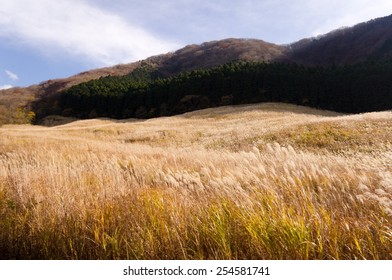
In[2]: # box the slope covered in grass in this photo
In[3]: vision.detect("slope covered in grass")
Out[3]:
[0,103,391,259]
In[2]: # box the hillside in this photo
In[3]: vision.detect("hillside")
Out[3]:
[0,38,285,125]
[0,62,143,125]
[1,103,391,259]
[2,14,392,125]
[53,60,392,121]
[157,38,285,76]
[287,14,392,65]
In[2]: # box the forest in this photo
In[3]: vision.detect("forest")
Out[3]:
[55,60,392,120]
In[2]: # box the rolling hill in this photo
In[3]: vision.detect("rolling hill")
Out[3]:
[1,103,391,259]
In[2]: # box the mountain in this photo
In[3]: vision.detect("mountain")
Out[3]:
[156,38,285,76]
[286,14,392,65]
[1,14,392,125]
[1,38,287,124]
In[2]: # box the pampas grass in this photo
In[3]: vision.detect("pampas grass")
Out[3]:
[0,103,391,259]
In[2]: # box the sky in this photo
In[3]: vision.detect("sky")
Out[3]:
[1,0,392,88]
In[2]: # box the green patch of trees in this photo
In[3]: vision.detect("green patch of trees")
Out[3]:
[58,61,392,119]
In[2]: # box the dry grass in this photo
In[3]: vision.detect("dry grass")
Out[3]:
[0,87,36,125]
[0,103,391,259]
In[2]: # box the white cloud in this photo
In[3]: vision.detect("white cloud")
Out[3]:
[0,0,179,66]
[5,70,19,81]
[305,0,392,37]
[0,85,13,90]
[0,0,391,69]
[102,0,392,45]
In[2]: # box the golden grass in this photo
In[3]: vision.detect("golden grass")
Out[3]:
[0,103,391,259]
[0,87,36,125]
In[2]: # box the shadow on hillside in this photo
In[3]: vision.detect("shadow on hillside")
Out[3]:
[37,115,148,127]
[180,103,345,119]
[36,115,80,127]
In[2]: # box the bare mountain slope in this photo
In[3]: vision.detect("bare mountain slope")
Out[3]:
[286,14,392,65]
[0,62,144,124]
[157,38,285,76]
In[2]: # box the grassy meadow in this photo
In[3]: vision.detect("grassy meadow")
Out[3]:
[0,103,391,259]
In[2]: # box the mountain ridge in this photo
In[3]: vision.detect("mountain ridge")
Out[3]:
[285,14,392,65]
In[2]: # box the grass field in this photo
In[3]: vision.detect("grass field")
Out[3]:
[0,103,391,259]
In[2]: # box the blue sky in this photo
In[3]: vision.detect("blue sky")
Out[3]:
[1,0,392,88]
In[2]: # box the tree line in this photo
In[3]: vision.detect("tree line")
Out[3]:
[57,60,392,119]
